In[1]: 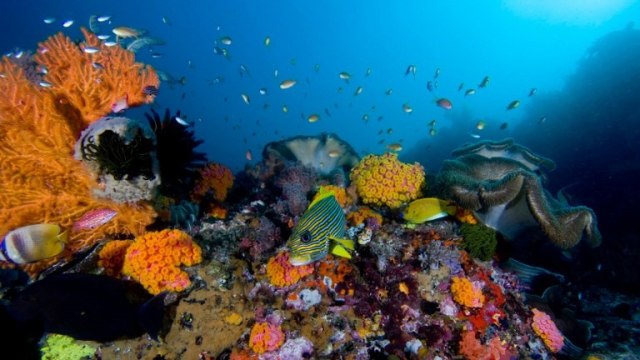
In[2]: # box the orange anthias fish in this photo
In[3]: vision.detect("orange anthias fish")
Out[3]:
[436,98,452,110]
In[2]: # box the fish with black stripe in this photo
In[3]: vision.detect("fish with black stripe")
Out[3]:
[287,188,355,265]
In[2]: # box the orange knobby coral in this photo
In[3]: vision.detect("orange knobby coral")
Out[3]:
[191,162,234,202]
[451,276,485,308]
[315,185,352,208]
[349,153,425,209]
[248,321,285,354]
[98,239,134,276]
[122,229,202,295]
[266,252,314,287]
[347,206,383,227]
[0,29,159,276]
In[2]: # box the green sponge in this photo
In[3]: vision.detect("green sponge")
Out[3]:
[41,334,96,360]
[460,222,497,261]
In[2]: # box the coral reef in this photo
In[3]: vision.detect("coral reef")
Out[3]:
[0,29,158,275]
[75,116,161,203]
[451,276,485,308]
[248,321,285,354]
[350,152,425,209]
[41,334,96,360]
[191,162,234,202]
[122,229,202,294]
[262,132,359,178]
[532,308,565,353]
[266,252,314,287]
[97,239,133,276]
[437,139,601,249]
[459,223,498,261]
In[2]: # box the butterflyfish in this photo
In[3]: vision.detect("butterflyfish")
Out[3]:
[402,198,457,224]
[0,224,68,264]
[287,189,355,266]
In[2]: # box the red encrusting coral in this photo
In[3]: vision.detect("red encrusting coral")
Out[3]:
[191,162,234,202]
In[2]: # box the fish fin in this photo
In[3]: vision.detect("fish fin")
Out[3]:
[331,237,354,251]
[441,200,458,216]
[309,188,337,208]
[137,292,168,341]
[330,244,352,259]
[56,230,69,243]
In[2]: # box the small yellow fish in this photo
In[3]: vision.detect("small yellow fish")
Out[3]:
[428,120,436,127]
[112,26,142,39]
[402,103,413,113]
[241,93,250,104]
[0,224,68,264]
[282,105,288,113]
[387,143,403,152]
[385,89,393,96]
[219,36,232,45]
[465,89,476,96]
[429,128,438,136]
[479,75,490,88]
[307,114,320,123]
[476,120,486,130]
[280,79,296,89]
[354,86,363,96]
[402,198,457,224]
[264,36,271,47]
[506,100,520,110]
[339,72,351,81]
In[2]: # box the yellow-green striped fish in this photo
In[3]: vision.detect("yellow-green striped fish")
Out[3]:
[287,190,354,266]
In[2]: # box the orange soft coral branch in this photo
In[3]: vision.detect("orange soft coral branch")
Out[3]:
[35,28,159,126]
[0,30,159,276]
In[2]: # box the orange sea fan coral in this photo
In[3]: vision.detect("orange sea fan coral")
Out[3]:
[191,162,235,202]
[122,229,202,295]
[35,28,159,127]
[0,30,159,276]
[266,252,314,287]
[349,153,425,209]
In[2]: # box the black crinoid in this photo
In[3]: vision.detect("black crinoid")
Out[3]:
[145,108,207,199]
[80,129,155,181]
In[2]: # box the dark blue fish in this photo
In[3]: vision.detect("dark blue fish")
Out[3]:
[3,273,167,342]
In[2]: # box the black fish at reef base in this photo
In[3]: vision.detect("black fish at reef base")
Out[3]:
[2,273,168,344]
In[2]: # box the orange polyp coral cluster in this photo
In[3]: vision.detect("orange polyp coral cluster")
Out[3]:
[248,321,285,354]
[458,331,507,360]
[347,206,383,227]
[266,252,314,287]
[451,276,485,308]
[191,162,235,202]
[315,185,352,208]
[349,153,425,209]
[531,308,564,353]
[122,229,202,295]
[455,207,478,224]
[98,239,134,276]
[0,29,159,276]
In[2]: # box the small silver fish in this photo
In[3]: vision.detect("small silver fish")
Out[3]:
[62,19,74,28]
[96,15,111,22]
[175,116,190,126]
[83,46,100,54]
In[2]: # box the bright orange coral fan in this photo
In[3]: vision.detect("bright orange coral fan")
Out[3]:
[191,162,235,202]
[349,153,425,209]
[122,229,202,295]
[266,252,314,287]
[0,29,159,276]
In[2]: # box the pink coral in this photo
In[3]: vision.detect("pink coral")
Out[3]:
[249,321,285,354]
[531,308,564,353]
[459,331,508,360]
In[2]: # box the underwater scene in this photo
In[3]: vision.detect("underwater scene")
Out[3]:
[1,0,640,359]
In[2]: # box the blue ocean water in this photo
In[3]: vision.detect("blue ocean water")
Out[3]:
[0,0,638,277]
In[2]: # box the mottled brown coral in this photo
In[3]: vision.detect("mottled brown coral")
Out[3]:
[0,29,158,275]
